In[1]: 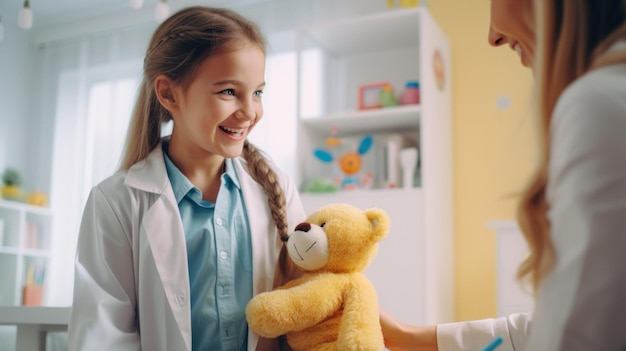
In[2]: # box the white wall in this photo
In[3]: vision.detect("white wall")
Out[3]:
[0,2,39,191]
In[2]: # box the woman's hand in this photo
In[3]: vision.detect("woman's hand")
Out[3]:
[380,309,438,351]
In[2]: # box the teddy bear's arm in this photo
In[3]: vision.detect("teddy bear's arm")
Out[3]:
[337,274,385,350]
[246,273,349,338]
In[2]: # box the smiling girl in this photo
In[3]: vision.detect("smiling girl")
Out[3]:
[68,6,305,351]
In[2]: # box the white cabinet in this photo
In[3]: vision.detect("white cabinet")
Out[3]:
[487,220,534,317]
[0,199,52,306]
[296,7,454,324]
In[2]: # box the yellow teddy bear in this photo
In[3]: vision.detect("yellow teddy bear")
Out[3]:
[246,203,390,351]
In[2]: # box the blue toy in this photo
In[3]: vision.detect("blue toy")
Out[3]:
[314,134,374,190]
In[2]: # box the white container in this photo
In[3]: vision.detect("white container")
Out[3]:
[400,147,418,189]
[380,134,406,189]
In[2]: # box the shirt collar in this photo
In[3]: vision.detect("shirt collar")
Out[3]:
[224,158,241,191]
[162,144,241,204]
[163,148,197,204]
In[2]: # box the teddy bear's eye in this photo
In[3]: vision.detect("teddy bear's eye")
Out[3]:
[320,222,326,228]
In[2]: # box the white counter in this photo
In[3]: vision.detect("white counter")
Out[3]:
[0,306,70,351]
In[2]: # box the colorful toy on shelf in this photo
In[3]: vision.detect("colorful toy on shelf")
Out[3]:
[400,0,419,7]
[387,0,419,8]
[27,191,48,207]
[400,80,420,105]
[303,178,340,193]
[324,124,343,147]
[314,133,374,190]
[358,82,389,110]
[1,168,22,200]
[378,84,399,108]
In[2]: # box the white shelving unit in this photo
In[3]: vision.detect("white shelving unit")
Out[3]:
[0,199,53,306]
[296,7,455,325]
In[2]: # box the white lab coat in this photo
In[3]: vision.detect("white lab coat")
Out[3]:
[437,47,626,350]
[437,313,531,350]
[68,141,306,351]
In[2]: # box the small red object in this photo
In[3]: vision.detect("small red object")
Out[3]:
[399,81,420,105]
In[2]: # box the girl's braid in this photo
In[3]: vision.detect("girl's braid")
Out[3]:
[242,140,289,242]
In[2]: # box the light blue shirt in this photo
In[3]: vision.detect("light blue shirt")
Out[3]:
[163,147,252,351]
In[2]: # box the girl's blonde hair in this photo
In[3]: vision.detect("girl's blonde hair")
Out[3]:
[519,0,626,291]
[120,7,292,272]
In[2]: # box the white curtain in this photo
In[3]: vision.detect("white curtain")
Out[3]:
[249,47,299,181]
[42,26,151,307]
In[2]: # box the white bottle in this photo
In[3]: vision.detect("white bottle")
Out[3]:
[382,134,405,189]
[384,139,400,188]
[399,147,418,189]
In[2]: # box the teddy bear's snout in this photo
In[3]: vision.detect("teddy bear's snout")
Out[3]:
[295,222,311,232]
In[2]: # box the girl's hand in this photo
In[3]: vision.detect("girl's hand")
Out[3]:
[380,309,438,351]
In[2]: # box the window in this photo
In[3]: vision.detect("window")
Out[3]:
[48,59,141,306]
[248,50,299,180]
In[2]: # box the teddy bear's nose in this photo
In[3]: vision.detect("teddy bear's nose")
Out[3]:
[295,222,311,232]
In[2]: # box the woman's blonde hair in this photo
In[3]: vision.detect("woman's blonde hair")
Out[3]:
[518,0,626,291]
[120,7,292,273]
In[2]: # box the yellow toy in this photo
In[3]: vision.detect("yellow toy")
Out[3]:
[246,203,390,351]
[387,0,419,8]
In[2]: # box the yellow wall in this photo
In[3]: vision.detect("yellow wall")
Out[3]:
[427,1,536,321]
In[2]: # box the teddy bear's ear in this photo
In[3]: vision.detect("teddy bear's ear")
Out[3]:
[364,208,390,242]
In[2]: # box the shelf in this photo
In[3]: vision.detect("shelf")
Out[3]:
[0,306,70,325]
[295,6,454,324]
[0,247,20,255]
[300,104,421,135]
[21,249,51,259]
[0,199,51,216]
[301,187,422,204]
[0,199,54,306]
[300,8,421,55]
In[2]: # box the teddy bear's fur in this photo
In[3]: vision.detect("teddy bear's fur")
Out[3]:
[246,203,390,351]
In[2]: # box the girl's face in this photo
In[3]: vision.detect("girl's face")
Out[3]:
[488,0,536,68]
[170,43,265,159]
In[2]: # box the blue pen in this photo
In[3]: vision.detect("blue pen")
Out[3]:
[480,336,503,351]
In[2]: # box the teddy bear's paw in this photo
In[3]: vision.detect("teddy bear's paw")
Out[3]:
[337,337,385,351]
[302,341,383,351]
[337,326,385,351]
[246,295,296,338]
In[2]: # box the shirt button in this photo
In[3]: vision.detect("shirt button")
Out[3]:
[219,251,228,260]
[216,218,223,226]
